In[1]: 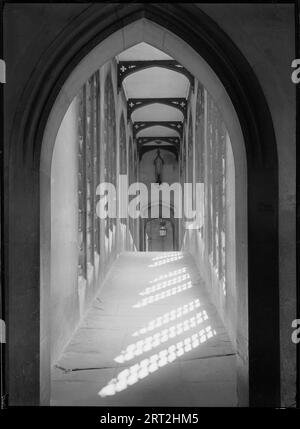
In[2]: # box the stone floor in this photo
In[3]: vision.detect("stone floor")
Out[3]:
[51,252,237,406]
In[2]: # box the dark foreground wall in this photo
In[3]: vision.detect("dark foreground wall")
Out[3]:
[197,4,296,407]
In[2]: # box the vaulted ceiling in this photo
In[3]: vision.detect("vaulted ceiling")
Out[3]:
[117,42,192,159]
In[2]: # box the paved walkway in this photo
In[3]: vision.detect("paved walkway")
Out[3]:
[51,252,237,406]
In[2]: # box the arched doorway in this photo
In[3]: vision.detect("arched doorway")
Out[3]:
[6,4,279,407]
[145,219,174,252]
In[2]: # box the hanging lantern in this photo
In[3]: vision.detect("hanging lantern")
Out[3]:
[159,221,167,237]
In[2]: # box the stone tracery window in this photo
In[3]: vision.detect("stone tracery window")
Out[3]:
[77,71,101,278]
[85,77,95,267]
[187,112,193,186]
[119,113,127,225]
[205,92,227,284]
[195,83,205,237]
[104,71,117,254]
[93,72,101,255]
[128,137,134,239]
[119,113,127,175]
[195,83,205,184]
[78,85,86,278]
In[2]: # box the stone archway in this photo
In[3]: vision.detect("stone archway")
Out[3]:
[140,202,178,252]
[5,4,279,407]
[145,219,175,252]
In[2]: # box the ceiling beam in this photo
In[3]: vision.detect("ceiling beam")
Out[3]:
[137,136,180,147]
[133,121,183,138]
[138,145,179,161]
[127,97,187,121]
[118,60,194,91]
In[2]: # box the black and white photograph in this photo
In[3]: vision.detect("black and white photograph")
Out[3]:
[0,0,299,420]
